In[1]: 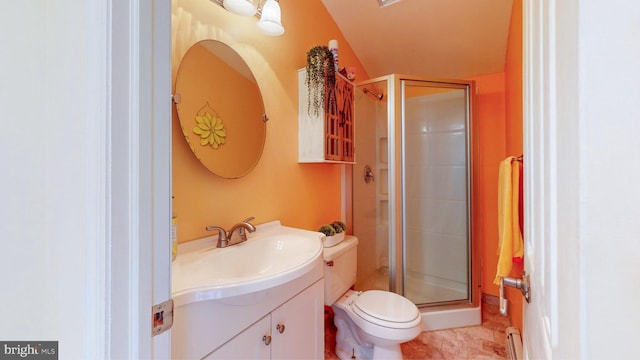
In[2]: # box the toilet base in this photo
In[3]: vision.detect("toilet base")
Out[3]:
[334,309,374,359]
[372,344,402,360]
[332,300,407,360]
[336,341,402,360]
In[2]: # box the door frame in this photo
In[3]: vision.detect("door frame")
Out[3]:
[101,0,171,357]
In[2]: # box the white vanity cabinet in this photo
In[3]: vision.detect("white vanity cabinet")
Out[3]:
[205,315,271,359]
[271,280,323,359]
[206,280,324,359]
[171,222,325,359]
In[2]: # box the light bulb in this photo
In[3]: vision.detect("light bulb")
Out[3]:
[223,0,257,16]
[257,0,284,36]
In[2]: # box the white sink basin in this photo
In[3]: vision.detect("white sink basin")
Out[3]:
[172,220,323,306]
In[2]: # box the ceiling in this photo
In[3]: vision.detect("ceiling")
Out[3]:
[320,0,514,79]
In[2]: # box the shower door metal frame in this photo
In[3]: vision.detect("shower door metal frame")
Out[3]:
[352,75,480,309]
[396,77,477,308]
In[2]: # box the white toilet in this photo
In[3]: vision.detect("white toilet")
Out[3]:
[324,236,422,360]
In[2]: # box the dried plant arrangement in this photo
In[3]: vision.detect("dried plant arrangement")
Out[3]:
[305,45,336,116]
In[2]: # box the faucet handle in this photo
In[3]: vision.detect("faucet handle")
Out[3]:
[241,217,256,237]
[205,225,228,247]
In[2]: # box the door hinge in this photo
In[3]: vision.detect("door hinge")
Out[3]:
[152,298,174,336]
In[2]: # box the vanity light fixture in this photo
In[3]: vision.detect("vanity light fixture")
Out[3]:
[223,0,258,16]
[214,0,285,36]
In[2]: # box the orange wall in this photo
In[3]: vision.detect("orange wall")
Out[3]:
[470,71,506,299]
[506,0,523,156]
[172,0,367,242]
[504,0,524,330]
[472,0,524,329]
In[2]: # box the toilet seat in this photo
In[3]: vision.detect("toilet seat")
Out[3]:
[352,290,420,329]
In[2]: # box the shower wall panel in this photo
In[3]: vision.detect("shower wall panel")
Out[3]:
[352,87,385,290]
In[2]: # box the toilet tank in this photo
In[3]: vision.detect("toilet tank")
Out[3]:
[323,236,358,305]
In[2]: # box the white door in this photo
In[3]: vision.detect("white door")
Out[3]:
[522,0,554,354]
[522,0,576,358]
[522,1,640,359]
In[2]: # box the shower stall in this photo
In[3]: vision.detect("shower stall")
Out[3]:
[351,75,481,330]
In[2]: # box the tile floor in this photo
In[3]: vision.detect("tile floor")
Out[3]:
[324,296,511,359]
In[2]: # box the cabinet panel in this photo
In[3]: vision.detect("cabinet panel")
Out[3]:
[205,315,271,359]
[203,280,323,360]
[271,280,324,359]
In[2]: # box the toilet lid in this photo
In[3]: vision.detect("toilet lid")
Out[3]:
[352,290,420,324]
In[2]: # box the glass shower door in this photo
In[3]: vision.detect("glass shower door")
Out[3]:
[401,81,471,305]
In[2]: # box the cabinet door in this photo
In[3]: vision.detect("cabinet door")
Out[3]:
[336,74,354,162]
[205,315,271,360]
[324,76,342,161]
[324,74,354,162]
[271,280,324,360]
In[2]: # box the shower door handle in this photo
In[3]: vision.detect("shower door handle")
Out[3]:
[499,272,531,316]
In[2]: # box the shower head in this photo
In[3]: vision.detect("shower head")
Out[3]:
[363,88,384,101]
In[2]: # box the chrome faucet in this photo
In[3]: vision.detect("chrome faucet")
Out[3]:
[205,217,256,248]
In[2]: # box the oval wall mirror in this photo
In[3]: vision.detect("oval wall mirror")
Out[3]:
[175,40,267,179]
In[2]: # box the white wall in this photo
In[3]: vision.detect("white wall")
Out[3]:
[577,1,640,358]
[0,1,96,357]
